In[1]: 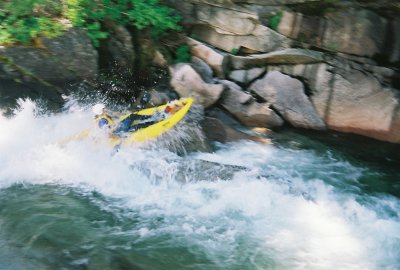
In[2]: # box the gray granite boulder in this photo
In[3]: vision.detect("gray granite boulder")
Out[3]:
[169,63,225,108]
[218,79,284,128]
[249,71,326,130]
[0,28,98,84]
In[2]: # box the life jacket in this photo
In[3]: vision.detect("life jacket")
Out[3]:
[95,114,114,128]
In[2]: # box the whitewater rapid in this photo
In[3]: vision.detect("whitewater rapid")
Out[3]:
[0,99,399,269]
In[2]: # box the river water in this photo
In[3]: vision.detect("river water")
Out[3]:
[0,99,399,270]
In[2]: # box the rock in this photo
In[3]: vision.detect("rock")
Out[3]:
[249,71,326,130]
[277,9,388,58]
[167,1,197,24]
[153,50,168,67]
[202,117,271,144]
[322,10,387,57]
[102,21,134,70]
[251,127,271,135]
[196,5,259,35]
[0,28,98,84]
[363,65,396,85]
[218,79,253,104]
[190,24,290,53]
[186,37,228,77]
[228,67,265,85]
[389,17,400,63]
[190,56,214,83]
[147,90,171,106]
[0,79,64,111]
[278,11,324,46]
[230,48,324,69]
[277,11,301,39]
[309,64,400,142]
[169,63,225,108]
[218,79,284,128]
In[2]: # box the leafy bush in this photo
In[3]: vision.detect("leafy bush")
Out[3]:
[230,48,239,55]
[0,0,65,45]
[0,0,182,47]
[174,45,191,63]
[268,11,282,31]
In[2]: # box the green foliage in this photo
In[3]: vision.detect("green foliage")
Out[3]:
[230,48,239,55]
[325,42,339,51]
[0,0,182,47]
[174,45,191,63]
[268,11,282,31]
[0,0,65,45]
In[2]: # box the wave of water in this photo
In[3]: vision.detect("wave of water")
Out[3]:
[0,99,399,269]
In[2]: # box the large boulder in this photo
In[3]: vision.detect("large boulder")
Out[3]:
[186,37,228,77]
[322,10,387,57]
[264,63,400,142]
[0,28,98,84]
[190,56,214,83]
[190,24,290,53]
[228,67,265,85]
[277,9,387,57]
[309,65,400,142]
[249,71,326,130]
[169,64,225,108]
[196,5,258,35]
[218,79,284,128]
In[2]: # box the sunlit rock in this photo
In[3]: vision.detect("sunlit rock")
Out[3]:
[277,9,387,57]
[323,10,387,57]
[169,63,225,108]
[249,71,326,130]
[218,79,284,128]
[230,48,324,70]
[190,56,214,83]
[228,67,265,85]
[309,64,400,142]
[186,37,228,77]
[196,5,258,35]
[190,24,290,53]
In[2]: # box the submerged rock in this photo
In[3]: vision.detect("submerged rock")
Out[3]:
[202,116,271,144]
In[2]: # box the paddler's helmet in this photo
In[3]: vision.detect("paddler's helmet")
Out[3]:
[92,103,105,115]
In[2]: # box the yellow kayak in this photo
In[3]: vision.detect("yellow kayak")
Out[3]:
[61,98,193,146]
[111,97,193,146]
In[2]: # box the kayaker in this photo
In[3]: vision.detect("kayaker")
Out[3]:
[92,104,114,130]
[92,103,157,135]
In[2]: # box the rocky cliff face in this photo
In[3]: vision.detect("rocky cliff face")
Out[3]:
[0,29,98,108]
[167,0,400,143]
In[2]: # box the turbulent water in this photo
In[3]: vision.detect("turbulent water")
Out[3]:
[0,99,399,270]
